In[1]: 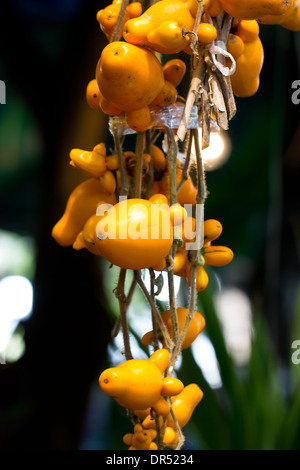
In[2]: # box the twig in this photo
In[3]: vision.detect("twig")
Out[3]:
[134,131,145,198]
[177,49,206,142]
[115,268,133,360]
[193,127,207,204]
[166,257,179,352]
[110,0,130,42]
[134,270,174,351]
[113,130,129,197]
[189,0,205,56]
[149,268,160,351]
[145,129,154,199]
[166,128,178,207]
[176,130,192,193]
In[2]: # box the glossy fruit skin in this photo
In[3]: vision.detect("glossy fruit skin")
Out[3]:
[259,0,300,30]
[173,248,188,274]
[99,170,116,195]
[204,219,223,243]
[73,213,104,255]
[230,35,264,97]
[218,0,293,20]
[206,0,223,17]
[51,178,116,247]
[69,143,107,179]
[126,106,152,132]
[167,384,203,429]
[105,153,120,171]
[146,20,190,54]
[229,21,264,97]
[186,264,209,292]
[169,203,188,226]
[141,307,205,350]
[143,384,203,430]
[96,41,165,112]
[150,80,178,107]
[94,198,174,270]
[148,193,169,206]
[177,177,198,206]
[123,424,157,450]
[197,23,218,43]
[150,145,167,171]
[162,58,186,87]
[203,245,234,266]
[99,349,184,415]
[97,4,130,40]
[123,0,195,53]
[86,79,101,110]
[235,19,260,43]
[187,0,211,17]
[227,33,245,60]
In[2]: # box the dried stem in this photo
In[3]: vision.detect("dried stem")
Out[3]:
[177,49,206,142]
[166,128,178,207]
[166,258,179,352]
[134,131,145,198]
[110,0,129,42]
[113,130,129,197]
[192,127,207,204]
[176,130,192,193]
[149,268,160,351]
[115,268,133,360]
[134,270,174,351]
[189,0,205,56]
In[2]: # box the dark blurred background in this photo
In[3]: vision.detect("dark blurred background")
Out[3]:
[0,0,299,450]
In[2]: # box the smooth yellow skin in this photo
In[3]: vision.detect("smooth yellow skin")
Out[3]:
[69,143,107,179]
[141,307,206,350]
[51,178,116,247]
[99,170,116,195]
[235,20,260,43]
[227,34,245,60]
[150,80,178,107]
[96,41,165,112]
[123,0,195,51]
[186,264,209,292]
[94,198,174,270]
[150,145,167,171]
[162,58,187,88]
[126,106,152,132]
[230,36,264,97]
[203,245,234,267]
[167,384,204,429]
[123,425,158,450]
[99,349,184,414]
[186,0,211,17]
[197,23,217,44]
[219,0,293,20]
[203,219,223,243]
[73,211,107,255]
[259,0,300,30]
[147,20,189,54]
[143,384,203,430]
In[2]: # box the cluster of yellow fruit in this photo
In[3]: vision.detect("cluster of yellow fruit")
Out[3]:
[100,348,204,449]
[92,0,300,133]
[51,0,300,451]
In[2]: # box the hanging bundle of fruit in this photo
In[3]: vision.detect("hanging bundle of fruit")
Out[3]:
[52,0,299,450]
